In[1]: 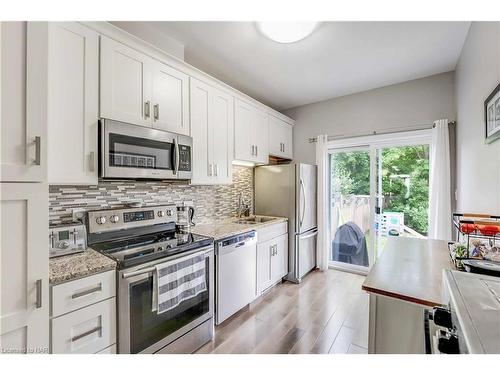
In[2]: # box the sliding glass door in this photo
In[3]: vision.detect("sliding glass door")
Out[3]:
[329,148,373,272]
[327,131,431,273]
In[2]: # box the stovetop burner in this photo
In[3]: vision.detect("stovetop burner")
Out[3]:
[91,230,213,269]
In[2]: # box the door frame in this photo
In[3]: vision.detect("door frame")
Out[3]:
[325,129,432,274]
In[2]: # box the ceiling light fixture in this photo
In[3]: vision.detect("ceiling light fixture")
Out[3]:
[257,22,319,44]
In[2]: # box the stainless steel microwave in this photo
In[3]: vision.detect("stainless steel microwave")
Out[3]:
[99,119,192,180]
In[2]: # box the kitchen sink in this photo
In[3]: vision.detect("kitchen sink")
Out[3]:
[234,217,275,224]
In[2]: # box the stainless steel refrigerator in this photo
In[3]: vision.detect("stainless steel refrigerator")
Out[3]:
[255,163,317,283]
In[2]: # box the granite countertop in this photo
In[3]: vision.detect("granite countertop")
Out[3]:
[191,215,288,241]
[362,237,453,307]
[49,248,117,285]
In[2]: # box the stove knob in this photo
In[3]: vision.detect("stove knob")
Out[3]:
[437,331,460,354]
[157,211,165,217]
[158,246,165,251]
[96,216,107,225]
[110,215,120,223]
[166,209,172,216]
[433,307,453,329]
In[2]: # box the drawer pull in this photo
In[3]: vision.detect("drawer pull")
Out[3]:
[71,285,102,299]
[35,279,42,308]
[71,326,102,343]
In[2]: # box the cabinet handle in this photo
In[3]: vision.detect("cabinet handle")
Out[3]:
[35,279,42,308]
[33,136,41,166]
[71,284,102,299]
[283,143,285,153]
[208,164,212,176]
[144,101,151,119]
[255,145,258,157]
[89,151,95,172]
[71,326,102,343]
[214,164,218,177]
[153,104,159,121]
[251,145,254,156]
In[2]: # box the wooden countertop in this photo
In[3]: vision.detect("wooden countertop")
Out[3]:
[362,237,453,307]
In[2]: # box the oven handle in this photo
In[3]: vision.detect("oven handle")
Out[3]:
[121,248,213,279]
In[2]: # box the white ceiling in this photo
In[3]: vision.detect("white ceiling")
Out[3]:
[137,22,470,111]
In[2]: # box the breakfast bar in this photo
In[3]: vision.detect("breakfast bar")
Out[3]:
[362,237,453,353]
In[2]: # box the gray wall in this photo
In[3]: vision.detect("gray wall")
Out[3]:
[455,22,500,215]
[284,72,456,164]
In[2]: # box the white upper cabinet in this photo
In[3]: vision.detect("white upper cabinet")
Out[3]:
[269,115,293,159]
[211,88,233,183]
[234,99,268,164]
[48,22,99,185]
[100,36,189,135]
[100,36,152,127]
[152,61,189,135]
[190,77,233,185]
[1,22,48,182]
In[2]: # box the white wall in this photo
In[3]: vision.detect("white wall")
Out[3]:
[284,72,455,164]
[110,21,185,60]
[455,22,500,215]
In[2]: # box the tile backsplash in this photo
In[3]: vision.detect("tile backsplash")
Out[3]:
[49,166,253,225]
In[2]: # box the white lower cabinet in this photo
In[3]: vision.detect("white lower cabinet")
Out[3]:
[51,298,116,354]
[50,270,117,354]
[256,224,288,296]
[0,183,49,353]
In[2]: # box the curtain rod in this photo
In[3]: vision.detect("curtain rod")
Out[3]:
[308,121,456,143]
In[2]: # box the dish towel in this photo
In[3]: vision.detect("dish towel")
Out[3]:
[152,251,207,314]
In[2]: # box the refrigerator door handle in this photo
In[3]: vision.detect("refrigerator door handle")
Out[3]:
[299,178,306,229]
[299,229,318,240]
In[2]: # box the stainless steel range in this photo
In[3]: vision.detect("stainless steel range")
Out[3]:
[425,270,500,354]
[86,204,214,354]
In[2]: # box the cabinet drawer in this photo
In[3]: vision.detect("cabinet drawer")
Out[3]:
[96,344,116,354]
[51,298,116,354]
[51,270,116,317]
[257,221,288,243]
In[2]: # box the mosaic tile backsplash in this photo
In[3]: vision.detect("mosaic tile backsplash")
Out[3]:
[49,166,253,225]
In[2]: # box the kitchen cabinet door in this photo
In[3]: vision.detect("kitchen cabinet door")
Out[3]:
[1,22,47,182]
[100,36,152,127]
[269,115,293,159]
[271,234,288,283]
[252,108,269,164]
[283,122,293,159]
[256,240,273,295]
[47,22,99,185]
[234,98,254,162]
[212,88,233,184]
[190,78,212,185]
[0,183,49,353]
[152,61,189,135]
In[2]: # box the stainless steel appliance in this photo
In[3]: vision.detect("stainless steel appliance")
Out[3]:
[99,119,193,180]
[49,223,87,258]
[86,204,214,354]
[424,270,500,354]
[215,231,257,324]
[255,163,317,283]
[176,203,195,231]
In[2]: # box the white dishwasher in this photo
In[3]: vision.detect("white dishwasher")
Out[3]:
[215,231,257,324]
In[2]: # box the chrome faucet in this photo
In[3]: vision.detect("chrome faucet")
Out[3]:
[237,192,250,218]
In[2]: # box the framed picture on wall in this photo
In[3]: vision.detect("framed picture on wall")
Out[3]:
[485,83,500,143]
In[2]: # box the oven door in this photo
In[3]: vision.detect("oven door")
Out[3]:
[118,246,214,354]
[100,119,192,180]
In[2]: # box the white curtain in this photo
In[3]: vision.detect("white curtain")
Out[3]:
[316,135,330,271]
[429,119,452,241]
